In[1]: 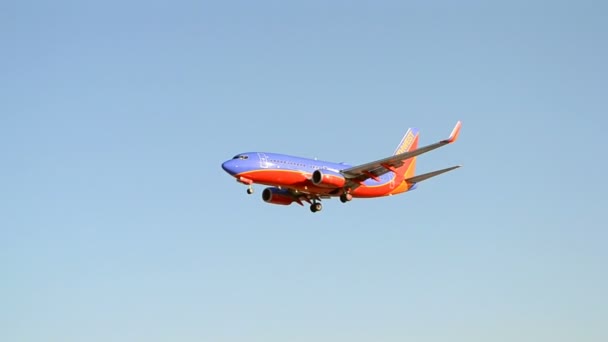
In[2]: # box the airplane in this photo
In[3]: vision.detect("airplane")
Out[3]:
[221,121,462,213]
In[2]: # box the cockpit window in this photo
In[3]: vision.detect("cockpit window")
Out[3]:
[232,155,249,160]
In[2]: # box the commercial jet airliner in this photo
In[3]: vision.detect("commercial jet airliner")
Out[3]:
[222,121,462,213]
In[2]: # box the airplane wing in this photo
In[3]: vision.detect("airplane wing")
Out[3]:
[341,121,462,182]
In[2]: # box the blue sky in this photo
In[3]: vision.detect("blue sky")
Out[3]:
[1,1,607,341]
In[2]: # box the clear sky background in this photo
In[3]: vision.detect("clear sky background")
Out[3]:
[1,1,607,341]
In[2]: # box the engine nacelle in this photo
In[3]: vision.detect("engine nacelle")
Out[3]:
[312,169,346,188]
[262,187,295,206]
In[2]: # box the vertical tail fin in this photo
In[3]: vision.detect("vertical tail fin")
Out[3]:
[392,128,419,179]
[393,128,419,155]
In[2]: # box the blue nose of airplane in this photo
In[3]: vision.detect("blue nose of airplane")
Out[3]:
[221,159,238,175]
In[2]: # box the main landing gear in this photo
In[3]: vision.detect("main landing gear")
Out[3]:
[339,193,353,203]
[310,201,323,213]
[310,192,350,213]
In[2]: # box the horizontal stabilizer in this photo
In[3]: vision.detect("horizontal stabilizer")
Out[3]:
[404,165,461,183]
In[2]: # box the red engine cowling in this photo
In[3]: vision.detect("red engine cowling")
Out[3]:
[312,169,346,188]
[262,187,295,205]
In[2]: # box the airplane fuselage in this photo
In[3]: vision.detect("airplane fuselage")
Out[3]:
[221,152,415,198]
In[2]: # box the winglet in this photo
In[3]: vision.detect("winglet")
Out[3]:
[441,121,462,144]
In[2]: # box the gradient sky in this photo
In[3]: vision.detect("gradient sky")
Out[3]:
[2,1,607,341]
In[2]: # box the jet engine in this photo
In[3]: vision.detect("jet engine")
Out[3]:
[262,187,295,205]
[312,169,346,188]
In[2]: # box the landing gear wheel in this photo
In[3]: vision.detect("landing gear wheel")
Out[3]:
[310,202,323,213]
[246,187,254,195]
[340,193,353,203]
